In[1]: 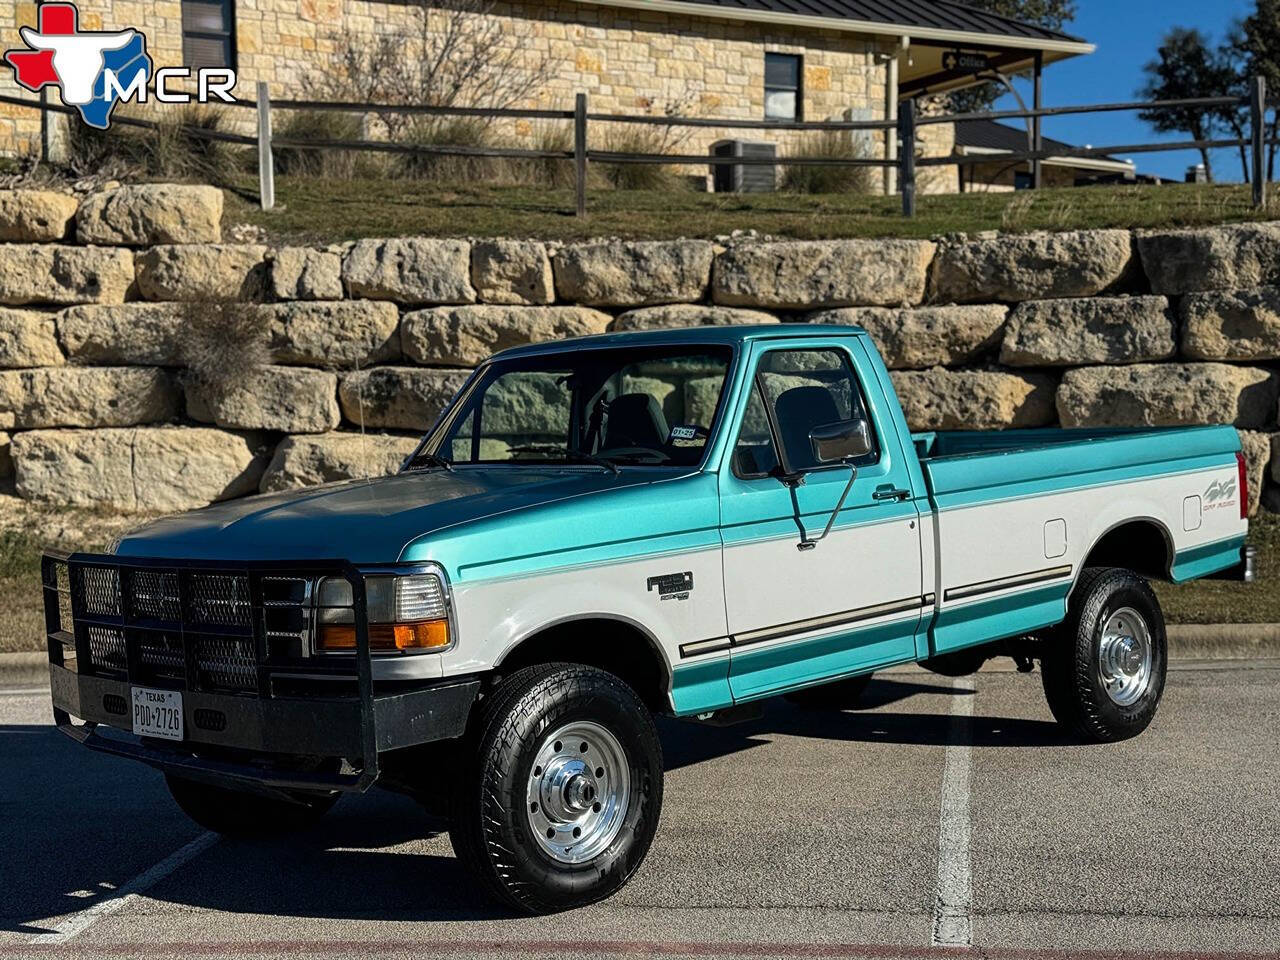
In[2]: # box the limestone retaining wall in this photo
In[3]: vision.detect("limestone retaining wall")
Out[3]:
[3,183,1280,515]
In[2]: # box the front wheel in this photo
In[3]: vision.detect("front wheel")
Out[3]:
[1041,567,1167,743]
[449,663,663,914]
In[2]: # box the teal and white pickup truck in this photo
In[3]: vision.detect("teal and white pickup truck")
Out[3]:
[43,324,1253,913]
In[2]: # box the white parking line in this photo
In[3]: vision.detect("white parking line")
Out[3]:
[931,676,975,948]
[27,831,218,945]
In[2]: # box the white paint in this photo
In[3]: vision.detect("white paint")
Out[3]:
[932,677,974,948]
[27,832,217,945]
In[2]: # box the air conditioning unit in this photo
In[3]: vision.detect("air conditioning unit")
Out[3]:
[711,139,777,193]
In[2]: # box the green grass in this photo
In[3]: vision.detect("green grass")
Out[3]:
[0,512,1275,656]
[1154,513,1280,625]
[227,178,1280,244]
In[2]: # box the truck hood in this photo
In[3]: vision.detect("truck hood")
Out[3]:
[113,468,661,564]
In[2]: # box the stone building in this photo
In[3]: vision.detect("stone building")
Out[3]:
[1,0,1092,192]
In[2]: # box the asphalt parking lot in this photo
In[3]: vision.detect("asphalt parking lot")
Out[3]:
[2,660,1278,960]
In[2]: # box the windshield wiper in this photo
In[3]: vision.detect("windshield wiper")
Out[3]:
[508,444,621,475]
[406,451,454,472]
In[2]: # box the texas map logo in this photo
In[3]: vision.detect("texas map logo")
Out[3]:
[4,2,152,130]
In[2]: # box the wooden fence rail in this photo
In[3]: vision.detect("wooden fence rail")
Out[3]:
[0,79,1270,218]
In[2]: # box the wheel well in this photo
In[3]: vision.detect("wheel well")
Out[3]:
[496,618,671,713]
[1079,520,1173,582]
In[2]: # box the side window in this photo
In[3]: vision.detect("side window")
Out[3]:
[733,348,879,478]
[732,384,781,478]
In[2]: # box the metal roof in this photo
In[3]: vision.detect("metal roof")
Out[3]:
[631,0,1087,46]
[955,119,1128,165]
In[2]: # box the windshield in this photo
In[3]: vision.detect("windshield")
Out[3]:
[412,345,734,469]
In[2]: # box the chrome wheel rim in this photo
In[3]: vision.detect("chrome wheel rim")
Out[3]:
[1098,606,1153,707]
[526,720,630,865]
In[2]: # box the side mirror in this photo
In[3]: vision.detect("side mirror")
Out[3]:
[809,418,872,465]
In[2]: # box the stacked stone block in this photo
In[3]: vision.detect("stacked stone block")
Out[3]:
[3,183,1280,517]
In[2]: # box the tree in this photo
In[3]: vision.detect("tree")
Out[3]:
[1138,28,1245,183]
[943,0,1077,113]
[1238,0,1280,178]
[315,0,553,141]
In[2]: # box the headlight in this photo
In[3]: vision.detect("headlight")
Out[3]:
[315,572,452,654]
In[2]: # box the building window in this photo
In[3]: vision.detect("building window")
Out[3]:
[182,0,236,71]
[764,53,802,122]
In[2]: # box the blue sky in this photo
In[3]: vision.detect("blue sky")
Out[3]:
[994,0,1256,182]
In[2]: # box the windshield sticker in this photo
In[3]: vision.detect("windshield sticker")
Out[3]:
[669,425,699,442]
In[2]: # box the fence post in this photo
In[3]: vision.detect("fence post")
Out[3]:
[39,89,52,164]
[574,92,588,219]
[257,81,275,213]
[898,97,916,218]
[1252,75,1267,210]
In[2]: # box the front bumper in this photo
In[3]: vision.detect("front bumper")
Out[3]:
[43,551,478,795]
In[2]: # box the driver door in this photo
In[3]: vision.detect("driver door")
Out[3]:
[720,341,924,701]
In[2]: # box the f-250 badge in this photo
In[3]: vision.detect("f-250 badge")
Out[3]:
[647,572,693,601]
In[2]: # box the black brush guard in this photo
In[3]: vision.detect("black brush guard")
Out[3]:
[41,550,478,797]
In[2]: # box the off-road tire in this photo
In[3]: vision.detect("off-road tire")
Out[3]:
[448,663,663,914]
[1041,566,1167,743]
[784,673,874,709]
[165,774,339,836]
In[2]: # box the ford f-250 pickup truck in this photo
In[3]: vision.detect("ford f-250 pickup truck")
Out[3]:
[42,324,1254,913]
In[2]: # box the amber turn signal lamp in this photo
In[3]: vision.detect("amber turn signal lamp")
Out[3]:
[318,620,450,652]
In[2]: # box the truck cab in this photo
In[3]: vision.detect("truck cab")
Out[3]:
[43,324,1251,914]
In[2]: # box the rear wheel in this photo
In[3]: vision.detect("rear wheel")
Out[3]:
[165,774,338,836]
[1041,567,1167,743]
[449,663,663,914]
[784,673,873,709]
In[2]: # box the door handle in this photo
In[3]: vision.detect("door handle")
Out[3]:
[872,486,911,502]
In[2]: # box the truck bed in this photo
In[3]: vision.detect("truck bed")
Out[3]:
[911,426,1243,509]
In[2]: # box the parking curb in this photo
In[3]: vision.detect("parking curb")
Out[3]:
[0,652,48,688]
[3,624,1280,689]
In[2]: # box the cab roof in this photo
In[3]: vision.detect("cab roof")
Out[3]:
[489,323,868,361]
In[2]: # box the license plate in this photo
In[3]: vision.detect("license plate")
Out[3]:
[131,687,184,741]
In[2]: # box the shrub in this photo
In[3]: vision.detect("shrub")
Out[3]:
[780,131,877,195]
[177,302,271,404]
[595,124,688,192]
[64,104,247,185]
[397,116,499,182]
[274,109,368,178]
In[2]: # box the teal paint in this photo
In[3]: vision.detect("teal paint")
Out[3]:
[930,580,1072,655]
[919,425,1240,512]
[670,656,733,714]
[727,614,919,702]
[1170,534,1246,583]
